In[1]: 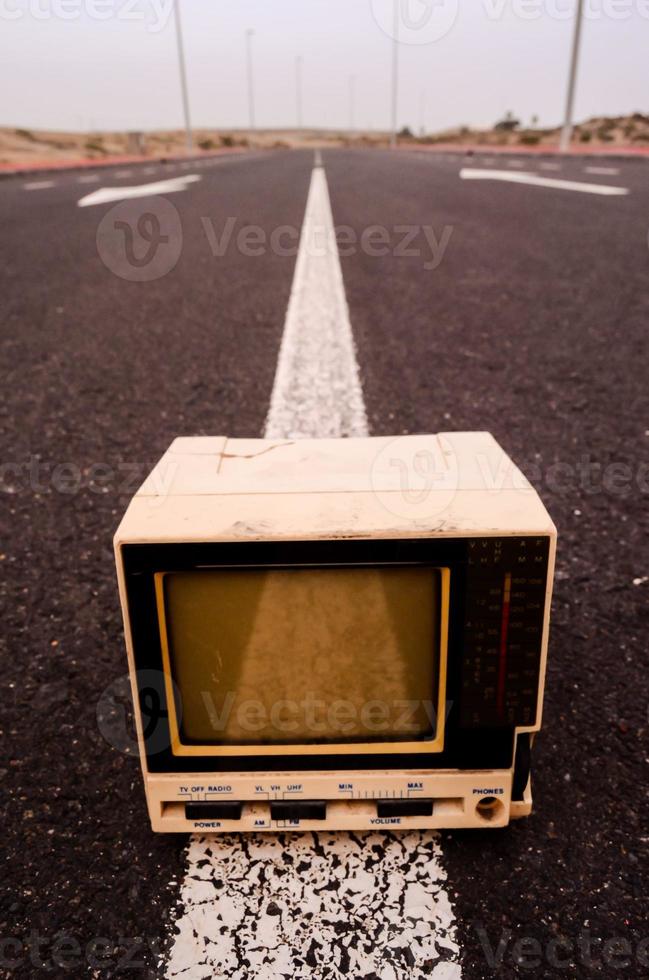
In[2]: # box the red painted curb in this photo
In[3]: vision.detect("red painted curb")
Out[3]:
[0,146,254,176]
[401,142,649,159]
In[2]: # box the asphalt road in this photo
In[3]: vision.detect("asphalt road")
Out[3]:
[1,148,648,978]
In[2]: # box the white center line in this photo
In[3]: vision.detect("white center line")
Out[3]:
[167,832,461,979]
[114,169,133,178]
[460,167,629,196]
[264,161,368,438]
[23,180,54,190]
[540,162,561,171]
[164,155,462,980]
[585,165,620,176]
[77,173,99,183]
[506,159,525,168]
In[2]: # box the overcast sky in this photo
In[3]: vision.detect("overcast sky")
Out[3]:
[1,0,647,133]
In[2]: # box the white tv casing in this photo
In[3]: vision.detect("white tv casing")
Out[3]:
[115,433,556,832]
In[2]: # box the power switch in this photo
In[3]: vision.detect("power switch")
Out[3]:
[186,802,243,820]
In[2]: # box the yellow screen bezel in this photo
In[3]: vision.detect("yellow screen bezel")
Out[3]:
[154,566,450,757]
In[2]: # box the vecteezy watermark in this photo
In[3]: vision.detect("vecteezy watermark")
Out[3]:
[481,0,649,21]
[2,451,648,503]
[96,195,183,282]
[97,208,455,281]
[370,435,461,521]
[2,451,648,502]
[97,670,181,756]
[0,0,174,32]
[203,218,454,270]
[0,456,179,498]
[369,439,649,522]
[0,932,162,972]
[96,670,450,754]
[475,925,649,972]
[371,0,460,44]
[197,692,447,738]
[369,0,649,45]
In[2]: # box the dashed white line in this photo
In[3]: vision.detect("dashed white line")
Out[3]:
[77,173,99,183]
[507,159,525,168]
[460,168,629,196]
[540,162,562,171]
[23,180,54,190]
[164,153,462,980]
[585,165,620,176]
[114,169,133,178]
[142,166,157,175]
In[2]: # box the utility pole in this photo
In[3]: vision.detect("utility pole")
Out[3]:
[296,56,303,129]
[560,0,585,153]
[246,28,256,134]
[349,74,356,136]
[390,0,399,148]
[173,0,192,153]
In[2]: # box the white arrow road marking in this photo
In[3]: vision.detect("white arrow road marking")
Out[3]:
[77,174,201,207]
[164,154,462,980]
[460,167,629,196]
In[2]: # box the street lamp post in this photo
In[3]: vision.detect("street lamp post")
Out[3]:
[296,56,303,130]
[246,28,256,134]
[173,0,192,153]
[349,74,356,136]
[390,0,399,148]
[560,0,585,153]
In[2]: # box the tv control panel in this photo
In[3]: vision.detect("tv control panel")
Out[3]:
[145,770,522,832]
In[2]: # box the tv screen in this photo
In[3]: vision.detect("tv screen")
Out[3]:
[157,566,442,749]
